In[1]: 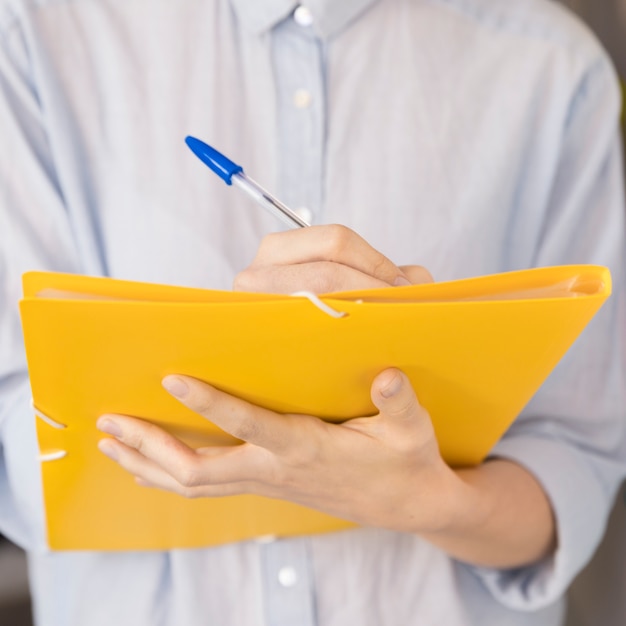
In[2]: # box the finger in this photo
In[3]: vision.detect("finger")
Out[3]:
[369,369,441,458]
[161,375,296,453]
[234,261,394,294]
[398,265,434,285]
[97,415,207,484]
[99,437,254,498]
[136,475,254,499]
[97,416,270,489]
[98,436,193,491]
[97,414,198,462]
[370,369,425,424]
[235,225,411,289]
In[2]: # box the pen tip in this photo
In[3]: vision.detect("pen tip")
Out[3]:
[185,136,243,185]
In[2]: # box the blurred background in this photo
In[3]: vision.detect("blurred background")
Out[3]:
[542,1,626,622]
[0,1,625,624]
[0,535,32,624]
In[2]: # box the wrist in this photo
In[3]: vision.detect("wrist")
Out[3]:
[395,462,487,536]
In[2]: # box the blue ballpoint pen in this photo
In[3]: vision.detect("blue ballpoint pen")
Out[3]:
[185,136,310,229]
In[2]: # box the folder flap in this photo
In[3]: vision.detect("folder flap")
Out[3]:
[324,265,611,303]
[24,265,610,307]
[22,271,281,303]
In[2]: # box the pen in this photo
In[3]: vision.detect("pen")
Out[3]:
[185,136,310,229]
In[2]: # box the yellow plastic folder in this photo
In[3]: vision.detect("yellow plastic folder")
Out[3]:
[19,265,610,551]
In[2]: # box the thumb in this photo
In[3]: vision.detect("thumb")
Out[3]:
[371,368,423,421]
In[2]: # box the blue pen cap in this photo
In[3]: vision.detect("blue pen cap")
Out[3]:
[185,136,243,185]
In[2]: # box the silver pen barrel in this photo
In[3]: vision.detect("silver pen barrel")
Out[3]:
[232,172,310,229]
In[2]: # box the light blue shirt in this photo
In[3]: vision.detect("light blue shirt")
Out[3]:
[1,0,625,625]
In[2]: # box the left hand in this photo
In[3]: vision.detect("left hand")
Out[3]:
[97,368,465,534]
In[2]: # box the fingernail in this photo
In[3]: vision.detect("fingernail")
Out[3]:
[162,376,189,399]
[380,372,402,398]
[97,417,123,438]
[394,276,411,286]
[98,439,119,461]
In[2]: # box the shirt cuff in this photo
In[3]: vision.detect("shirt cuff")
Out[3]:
[468,433,617,611]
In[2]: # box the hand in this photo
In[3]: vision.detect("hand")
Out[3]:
[96,369,464,534]
[233,224,432,294]
[96,370,556,568]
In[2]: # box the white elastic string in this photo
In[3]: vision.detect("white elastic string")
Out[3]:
[30,399,67,430]
[31,400,68,461]
[290,291,347,319]
[39,450,67,462]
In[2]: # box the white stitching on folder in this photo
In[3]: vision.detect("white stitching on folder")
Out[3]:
[31,400,68,462]
[290,291,347,319]
[31,398,67,429]
[39,450,67,462]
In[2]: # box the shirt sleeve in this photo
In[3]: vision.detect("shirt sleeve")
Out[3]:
[0,10,80,549]
[469,52,626,610]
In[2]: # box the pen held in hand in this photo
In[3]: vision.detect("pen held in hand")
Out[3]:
[185,136,310,229]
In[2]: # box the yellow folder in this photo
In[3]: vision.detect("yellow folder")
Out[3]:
[19,265,610,551]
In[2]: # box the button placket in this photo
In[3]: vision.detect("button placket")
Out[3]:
[272,13,326,226]
[260,538,316,626]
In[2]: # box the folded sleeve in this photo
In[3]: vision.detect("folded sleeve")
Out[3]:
[470,51,626,609]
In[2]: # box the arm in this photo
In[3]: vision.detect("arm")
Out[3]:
[99,371,555,570]
[468,53,626,608]
[0,11,82,548]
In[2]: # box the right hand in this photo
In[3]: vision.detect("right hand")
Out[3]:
[233,224,432,294]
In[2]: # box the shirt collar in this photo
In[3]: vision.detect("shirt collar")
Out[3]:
[229,0,296,35]
[230,0,380,39]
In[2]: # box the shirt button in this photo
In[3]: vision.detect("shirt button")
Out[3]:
[294,207,313,224]
[293,89,312,109]
[277,566,298,588]
[293,6,314,27]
